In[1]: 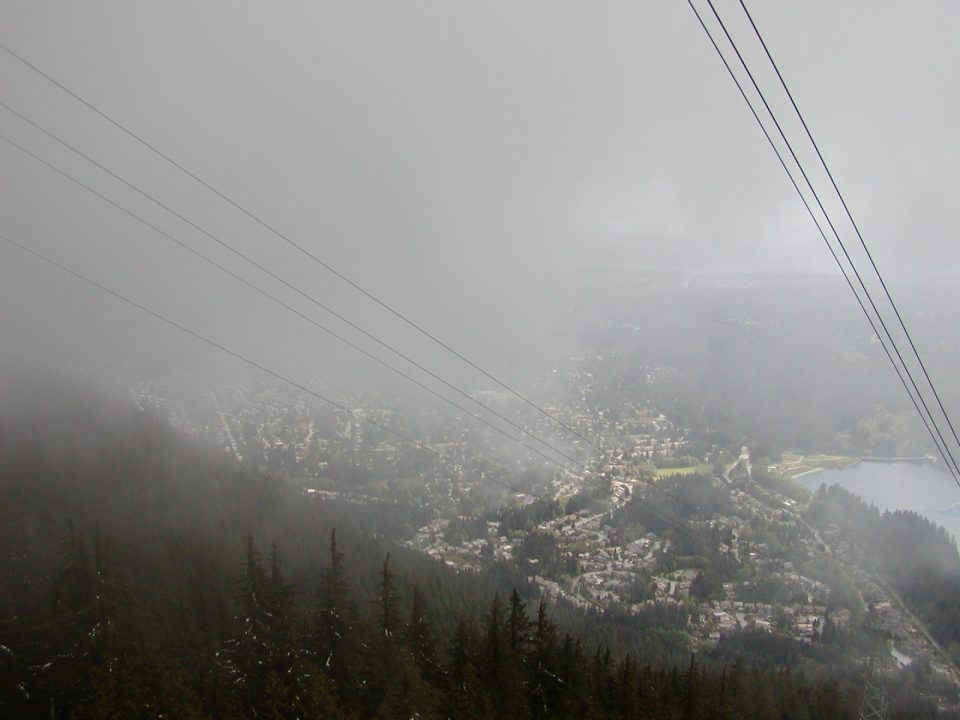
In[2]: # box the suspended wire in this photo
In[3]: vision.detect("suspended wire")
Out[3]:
[0,232,434,455]
[3,232,727,551]
[0,113,723,552]
[691,0,960,485]
[0,41,603,456]
[0,100,584,467]
[0,232,541,498]
[737,0,960,467]
[0,131,578,475]
[1,17,930,573]
[1,44,714,516]
[687,0,960,488]
[700,0,960,486]
[699,0,960,483]
[0,28,940,569]
[0,41,768,558]
[0,126,585,473]
[698,0,960,482]
[687,0,959,484]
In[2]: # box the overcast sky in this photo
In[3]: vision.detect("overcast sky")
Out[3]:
[2,1,959,384]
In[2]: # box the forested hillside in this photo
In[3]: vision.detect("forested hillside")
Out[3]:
[810,484,960,657]
[0,378,942,718]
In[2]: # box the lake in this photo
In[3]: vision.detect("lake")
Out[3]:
[796,461,960,545]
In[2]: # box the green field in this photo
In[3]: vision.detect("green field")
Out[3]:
[772,453,854,479]
[654,463,713,478]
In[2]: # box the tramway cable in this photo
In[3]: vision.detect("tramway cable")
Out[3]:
[736,0,960,466]
[687,0,960,488]
[0,104,584,468]
[0,127,585,473]
[0,115,709,546]
[3,233,725,549]
[0,34,808,578]
[690,0,960,485]
[705,0,960,486]
[0,232,544,497]
[700,0,960,483]
[0,41,603,456]
[0,32,825,558]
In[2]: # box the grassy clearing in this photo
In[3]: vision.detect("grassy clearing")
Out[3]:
[772,453,854,480]
[654,464,713,478]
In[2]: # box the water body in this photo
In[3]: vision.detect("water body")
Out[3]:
[796,461,960,546]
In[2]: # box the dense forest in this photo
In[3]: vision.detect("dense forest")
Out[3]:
[810,483,960,658]
[0,377,950,718]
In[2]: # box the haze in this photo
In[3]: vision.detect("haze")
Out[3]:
[2,0,959,402]
[7,5,960,717]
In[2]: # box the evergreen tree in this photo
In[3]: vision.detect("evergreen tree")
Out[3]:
[0,608,25,716]
[615,655,639,720]
[558,634,589,719]
[446,615,492,720]
[362,553,404,717]
[749,666,778,720]
[3,381,941,720]
[483,593,528,720]
[450,614,474,694]
[261,670,287,720]
[29,527,127,718]
[312,529,357,701]
[378,553,399,639]
[221,535,276,717]
[529,599,559,719]
[38,529,207,719]
[405,585,442,687]
[683,653,700,720]
[507,588,531,657]
[266,544,311,718]
[373,651,442,720]
[446,663,493,720]
[483,593,505,688]
[300,665,355,719]
[716,667,730,720]
[73,648,207,720]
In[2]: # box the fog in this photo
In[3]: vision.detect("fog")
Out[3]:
[2,0,960,435]
[8,8,960,713]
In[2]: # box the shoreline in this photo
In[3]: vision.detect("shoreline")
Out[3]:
[859,456,937,465]
[790,467,826,480]
[782,455,934,483]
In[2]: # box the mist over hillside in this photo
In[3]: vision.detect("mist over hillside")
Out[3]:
[563,269,960,455]
[8,268,957,461]
[3,369,957,719]
[4,0,960,716]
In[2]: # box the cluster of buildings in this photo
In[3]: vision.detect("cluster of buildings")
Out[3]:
[404,431,926,657]
[132,371,959,687]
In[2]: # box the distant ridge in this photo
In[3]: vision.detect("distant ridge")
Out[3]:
[909,502,960,517]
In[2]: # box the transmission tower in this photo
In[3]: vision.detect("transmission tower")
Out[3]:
[858,653,889,720]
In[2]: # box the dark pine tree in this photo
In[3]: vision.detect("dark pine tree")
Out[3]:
[312,529,358,702]
[221,535,278,717]
[404,584,442,687]
[446,614,492,720]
